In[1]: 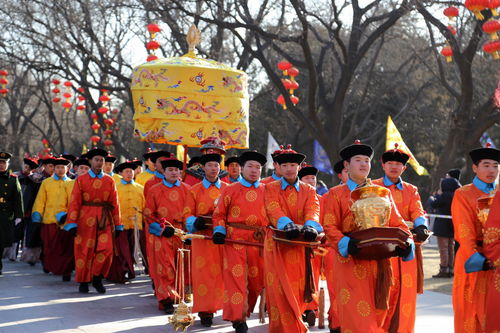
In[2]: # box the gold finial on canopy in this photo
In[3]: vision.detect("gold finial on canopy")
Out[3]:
[186,24,201,57]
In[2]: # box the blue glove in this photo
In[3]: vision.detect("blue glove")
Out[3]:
[149,222,162,237]
[55,212,67,225]
[465,252,486,273]
[32,212,42,223]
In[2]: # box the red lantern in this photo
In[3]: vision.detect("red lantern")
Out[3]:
[483,40,500,58]
[98,107,109,114]
[0,78,8,85]
[290,95,299,105]
[63,81,72,87]
[41,138,49,145]
[104,129,113,136]
[52,97,61,103]
[91,123,101,133]
[63,92,72,98]
[77,87,85,93]
[90,135,101,144]
[52,79,60,85]
[0,88,8,96]
[448,25,457,35]
[76,105,86,111]
[100,89,108,93]
[77,95,86,101]
[104,118,114,126]
[90,112,98,120]
[276,94,285,106]
[103,139,113,146]
[443,7,459,19]
[277,61,292,71]
[0,70,8,76]
[465,0,489,19]
[147,55,158,62]
[52,88,60,94]
[289,80,299,90]
[147,23,161,34]
[99,95,110,102]
[441,46,453,62]
[490,0,500,16]
[62,102,73,109]
[483,20,500,39]
[287,67,299,77]
[146,40,161,50]
[281,79,292,89]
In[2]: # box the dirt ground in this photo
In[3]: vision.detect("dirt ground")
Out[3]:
[422,245,453,295]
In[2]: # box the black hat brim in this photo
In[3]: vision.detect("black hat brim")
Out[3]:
[105,156,117,163]
[339,144,373,160]
[274,153,306,165]
[200,153,222,165]
[333,160,345,175]
[239,151,267,166]
[86,148,108,159]
[161,159,183,170]
[469,147,500,164]
[53,159,71,166]
[23,158,39,169]
[62,154,77,163]
[114,162,138,173]
[225,156,239,165]
[151,151,172,163]
[381,151,410,165]
[298,166,318,179]
[74,159,90,167]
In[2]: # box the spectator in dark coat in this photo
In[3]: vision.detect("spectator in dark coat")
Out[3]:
[431,177,461,278]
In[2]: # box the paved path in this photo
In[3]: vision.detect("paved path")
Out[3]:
[0,260,453,332]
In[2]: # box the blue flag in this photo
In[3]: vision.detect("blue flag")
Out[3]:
[313,140,333,175]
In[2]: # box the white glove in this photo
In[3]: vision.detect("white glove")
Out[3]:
[15,218,22,225]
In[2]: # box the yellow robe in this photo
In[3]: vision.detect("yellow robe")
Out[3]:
[136,168,155,187]
[32,176,72,224]
[116,180,144,230]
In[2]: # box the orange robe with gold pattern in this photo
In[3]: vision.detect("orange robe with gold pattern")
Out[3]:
[144,180,190,303]
[212,181,267,322]
[321,184,411,333]
[451,184,495,333]
[264,180,321,333]
[66,173,121,283]
[184,181,227,314]
[373,178,425,333]
[484,191,500,333]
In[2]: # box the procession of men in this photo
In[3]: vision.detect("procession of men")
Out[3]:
[0,138,499,333]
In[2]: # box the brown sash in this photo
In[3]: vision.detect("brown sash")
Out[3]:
[82,201,114,231]
[227,222,265,242]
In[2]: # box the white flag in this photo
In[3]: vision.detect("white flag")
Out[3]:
[266,132,280,170]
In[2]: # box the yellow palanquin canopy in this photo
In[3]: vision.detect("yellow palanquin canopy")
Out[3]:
[131,25,249,148]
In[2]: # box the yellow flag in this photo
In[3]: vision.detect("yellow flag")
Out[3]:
[386,116,429,176]
[176,145,189,163]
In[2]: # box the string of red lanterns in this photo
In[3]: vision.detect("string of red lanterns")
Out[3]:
[276,61,300,110]
[441,6,459,63]
[146,23,161,62]
[0,70,9,97]
[76,87,86,113]
[62,81,73,112]
[52,79,61,104]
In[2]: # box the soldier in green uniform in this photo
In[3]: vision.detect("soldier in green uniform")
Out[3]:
[0,151,24,274]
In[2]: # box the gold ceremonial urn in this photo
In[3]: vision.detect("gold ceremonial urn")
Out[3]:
[477,185,498,226]
[350,179,392,230]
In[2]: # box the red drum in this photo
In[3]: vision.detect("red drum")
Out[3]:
[348,227,410,260]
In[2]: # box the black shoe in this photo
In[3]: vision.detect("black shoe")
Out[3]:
[199,312,213,327]
[43,268,50,274]
[233,321,248,333]
[92,276,106,294]
[0,271,2,275]
[28,262,35,267]
[79,282,89,293]
[330,328,341,333]
[62,274,71,282]
[303,310,316,327]
[161,300,175,314]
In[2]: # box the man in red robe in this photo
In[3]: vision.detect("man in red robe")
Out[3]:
[484,191,500,333]
[184,153,228,326]
[373,145,429,333]
[144,157,190,313]
[143,150,172,196]
[212,151,268,333]
[183,136,228,186]
[451,145,499,332]
[264,146,322,333]
[321,141,414,332]
[64,148,122,294]
[220,155,242,184]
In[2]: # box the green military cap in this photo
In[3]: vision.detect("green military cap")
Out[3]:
[0,152,12,161]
